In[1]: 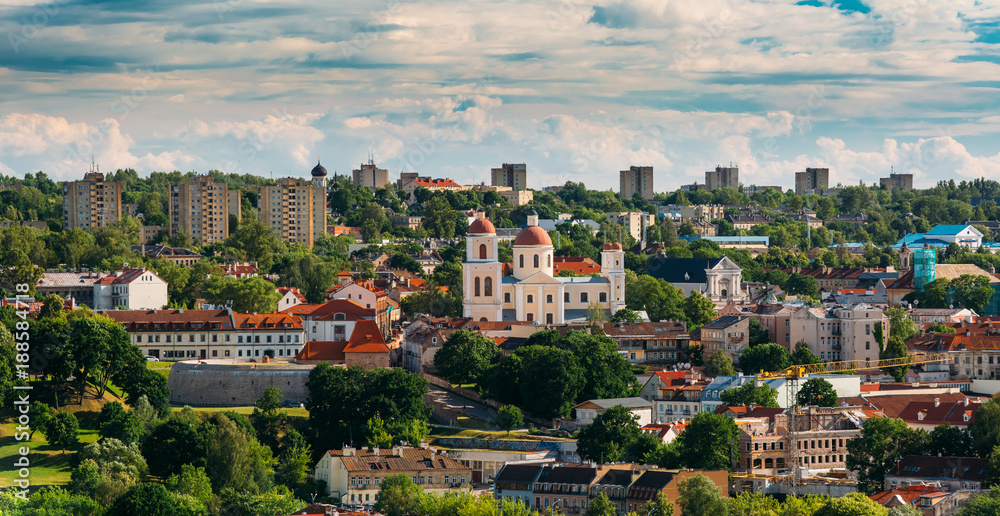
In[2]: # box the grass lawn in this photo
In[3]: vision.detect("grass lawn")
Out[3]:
[0,418,101,489]
[147,361,174,380]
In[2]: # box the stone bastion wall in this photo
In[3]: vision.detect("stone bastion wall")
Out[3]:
[167,360,315,406]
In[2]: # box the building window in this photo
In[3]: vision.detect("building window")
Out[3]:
[527,313,534,322]
[546,294,553,303]
[564,292,570,303]
[475,277,481,297]
[599,292,607,303]
[484,277,493,297]
[504,292,511,303]
[479,244,487,260]
[533,254,539,268]
[580,292,589,303]
[519,255,524,268]
[527,295,534,304]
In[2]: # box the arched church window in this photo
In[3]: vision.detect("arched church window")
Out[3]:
[533,254,539,268]
[474,277,481,297]
[479,244,487,260]
[484,277,493,297]
[547,254,551,267]
[519,255,524,268]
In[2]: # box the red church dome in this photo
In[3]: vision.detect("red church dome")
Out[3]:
[513,226,552,247]
[468,218,496,234]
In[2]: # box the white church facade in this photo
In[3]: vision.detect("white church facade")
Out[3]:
[463,210,626,323]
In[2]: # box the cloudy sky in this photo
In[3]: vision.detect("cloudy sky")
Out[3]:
[1,0,999,191]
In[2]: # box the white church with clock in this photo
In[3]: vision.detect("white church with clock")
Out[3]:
[463,209,626,323]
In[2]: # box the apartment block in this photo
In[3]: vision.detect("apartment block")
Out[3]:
[794,167,830,196]
[788,303,887,364]
[352,160,389,190]
[705,166,738,190]
[169,175,240,245]
[881,173,914,191]
[606,211,657,241]
[258,177,327,247]
[620,166,654,200]
[62,172,122,229]
[491,163,527,190]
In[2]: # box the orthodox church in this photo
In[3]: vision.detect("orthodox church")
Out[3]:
[463,210,626,323]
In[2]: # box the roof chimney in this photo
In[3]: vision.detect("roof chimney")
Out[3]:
[934,398,940,407]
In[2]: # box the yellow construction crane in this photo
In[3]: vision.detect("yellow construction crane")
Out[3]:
[756,352,952,496]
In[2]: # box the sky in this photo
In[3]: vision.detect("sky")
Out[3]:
[1,0,1000,192]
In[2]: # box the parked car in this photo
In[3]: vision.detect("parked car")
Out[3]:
[146,356,159,362]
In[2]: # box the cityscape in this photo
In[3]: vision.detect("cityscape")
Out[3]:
[3,1,1000,516]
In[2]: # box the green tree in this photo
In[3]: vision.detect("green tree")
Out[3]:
[204,414,275,494]
[720,382,780,408]
[886,504,921,516]
[748,318,770,346]
[15,487,101,516]
[0,248,44,296]
[43,411,79,452]
[250,386,287,451]
[927,423,974,457]
[225,218,286,272]
[680,413,739,471]
[880,335,912,383]
[586,492,617,516]
[515,345,585,419]
[677,473,727,516]
[971,398,1000,457]
[165,464,213,506]
[960,489,1000,516]
[388,419,431,447]
[365,414,394,448]
[200,276,282,313]
[814,492,887,516]
[277,428,312,488]
[738,343,791,374]
[727,491,780,516]
[705,350,736,377]
[885,307,917,343]
[644,492,676,516]
[98,401,141,444]
[577,405,642,464]
[569,331,635,401]
[434,330,500,385]
[374,473,423,516]
[106,483,178,516]
[610,308,642,323]
[846,417,930,494]
[423,196,458,239]
[143,416,207,478]
[684,291,718,329]
[0,324,16,408]
[74,438,148,505]
[796,378,839,407]
[282,254,338,304]
[790,342,823,365]
[784,273,819,297]
[951,274,995,314]
[497,405,524,435]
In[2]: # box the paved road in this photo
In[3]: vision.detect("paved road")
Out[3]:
[427,385,498,423]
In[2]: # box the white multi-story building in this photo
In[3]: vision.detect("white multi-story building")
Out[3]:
[93,269,168,310]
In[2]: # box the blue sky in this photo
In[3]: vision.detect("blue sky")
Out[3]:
[1,0,1000,191]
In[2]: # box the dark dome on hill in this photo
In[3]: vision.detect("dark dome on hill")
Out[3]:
[311,160,328,177]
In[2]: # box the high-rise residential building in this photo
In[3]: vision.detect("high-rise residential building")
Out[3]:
[62,171,122,230]
[705,166,738,190]
[620,166,654,200]
[258,177,327,247]
[880,173,913,191]
[352,160,389,190]
[169,175,240,245]
[794,167,830,195]
[491,163,526,190]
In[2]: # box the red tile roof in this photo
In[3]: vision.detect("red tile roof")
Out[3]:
[343,320,390,354]
[277,287,306,303]
[295,340,347,361]
[95,268,152,285]
[553,256,602,275]
[414,178,461,188]
[233,312,303,330]
[280,299,374,320]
